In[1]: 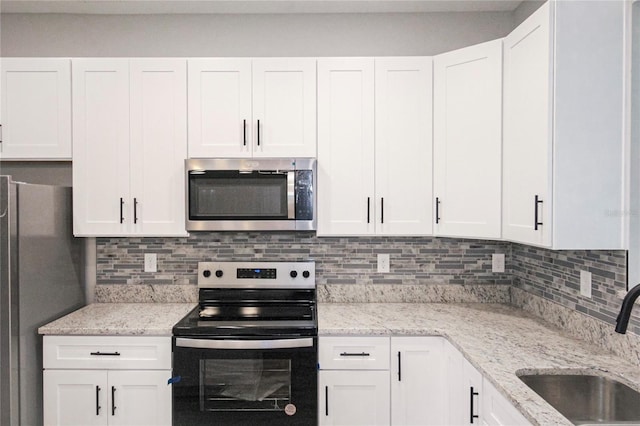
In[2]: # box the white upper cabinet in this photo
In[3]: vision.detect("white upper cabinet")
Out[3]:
[187,59,252,158]
[1,58,72,159]
[252,58,317,157]
[502,1,625,249]
[188,58,316,158]
[73,59,130,236]
[129,59,188,236]
[433,40,502,239]
[317,58,376,235]
[317,57,432,236]
[73,58,188,237]
[375,57,433,236]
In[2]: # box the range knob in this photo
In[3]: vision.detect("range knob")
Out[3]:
[203,270,211,278]
[290,270,298,278]
[215,270,224,278]
[302,270,310,278]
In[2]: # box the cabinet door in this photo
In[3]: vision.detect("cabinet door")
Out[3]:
[252,58,316,157]
[481,378,531,426]
[391,337,446,425]
[44,370,108,426]
[319,370,390,426]
[1,58,72,159]
[464,358,484,425]
[72,59,130,236]
[317,58,375,236]
[129,59,188,236]
[187,58,252,157]
[375,58,433,236]
[445,340,466,426]
[433,41,502,239]
[108,371,171,426]
[502,2,552,247]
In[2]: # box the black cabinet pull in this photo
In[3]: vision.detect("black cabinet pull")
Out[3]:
[96,386,101,416]
[119,198,124,224]
[397,351,402,381]
[367,197,371,224]
[111,386,116,416]
[90,351,121,356]
[534,195,543,230]
[381,198,385,224]
[133,198,138,224]
[435,197,441,224]
[257,119,261,146]
[339,352,370,357]
[325,385,329,416]
[243,119,247,146]
[470,386,479,423]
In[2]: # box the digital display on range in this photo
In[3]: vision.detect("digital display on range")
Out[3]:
[237,268,277,279]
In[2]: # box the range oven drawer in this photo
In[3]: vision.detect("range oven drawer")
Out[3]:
[318,336,390,370]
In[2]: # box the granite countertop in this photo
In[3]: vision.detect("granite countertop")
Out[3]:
[38,303,196,336]
[318,302,640,426]
[39,301,640,425]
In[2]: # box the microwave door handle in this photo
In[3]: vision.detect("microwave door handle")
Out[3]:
[287,171,295,219]
[175,337,314,350]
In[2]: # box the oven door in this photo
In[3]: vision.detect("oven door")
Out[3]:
[172,337,317,426]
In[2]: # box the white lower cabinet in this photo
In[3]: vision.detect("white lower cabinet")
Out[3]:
[445,340,531,426]
[320,336,531,426]
[42,336,172,426]
[319,370,390,426]
[391,337,447,425]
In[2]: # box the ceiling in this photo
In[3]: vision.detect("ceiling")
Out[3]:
[0,0,525,15]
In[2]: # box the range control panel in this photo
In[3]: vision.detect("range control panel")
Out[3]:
[198,261,316,289]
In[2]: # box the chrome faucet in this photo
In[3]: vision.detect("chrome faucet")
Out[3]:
[615,283,640,334]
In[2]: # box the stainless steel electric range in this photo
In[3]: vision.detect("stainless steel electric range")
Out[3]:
[172,261,317,426]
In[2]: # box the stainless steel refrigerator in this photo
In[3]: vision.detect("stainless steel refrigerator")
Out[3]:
[0,175,85,426]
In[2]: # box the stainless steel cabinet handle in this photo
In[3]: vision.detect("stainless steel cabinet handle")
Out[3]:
[119,198,124,224]
[397,351,402,381]
[367,197,371,224]
[133,198,138,224]
[381,197,385,224]
[435,197,441,224]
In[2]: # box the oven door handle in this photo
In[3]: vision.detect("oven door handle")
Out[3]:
[175,337,314,350]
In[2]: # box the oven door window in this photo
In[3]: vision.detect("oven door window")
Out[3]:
[200,358,291,412]
[189,171,289,220]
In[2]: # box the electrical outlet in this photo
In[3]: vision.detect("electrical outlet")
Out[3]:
[144,253,157,273]
[492,253,505,273]
[377,254,390,273]
[580,270,592,298]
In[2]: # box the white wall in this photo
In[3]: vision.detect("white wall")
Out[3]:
[1,12,515,57]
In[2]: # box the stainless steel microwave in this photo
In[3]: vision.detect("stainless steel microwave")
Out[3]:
[185,158,316,231]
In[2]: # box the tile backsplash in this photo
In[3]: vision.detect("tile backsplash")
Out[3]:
[97,233,511,286]
[96,233,637,335]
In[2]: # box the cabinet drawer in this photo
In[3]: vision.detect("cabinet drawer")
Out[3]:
[43,336,171,370]
[319,336,390,370]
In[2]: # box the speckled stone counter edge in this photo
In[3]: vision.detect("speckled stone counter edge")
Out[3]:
[95,283,511,304]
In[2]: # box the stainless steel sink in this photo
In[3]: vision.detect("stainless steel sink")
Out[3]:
[519,373,640,425]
